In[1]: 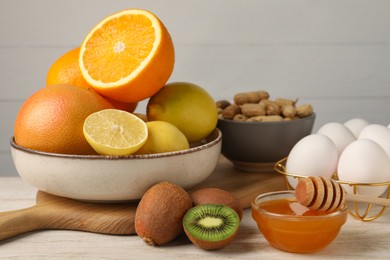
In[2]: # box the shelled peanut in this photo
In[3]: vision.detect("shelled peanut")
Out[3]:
[217,91,313,122]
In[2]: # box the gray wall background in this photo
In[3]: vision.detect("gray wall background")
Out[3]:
[1,0,389,176]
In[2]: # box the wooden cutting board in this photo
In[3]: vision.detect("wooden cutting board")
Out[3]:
[187,156,286,208]
[0,156,285,241]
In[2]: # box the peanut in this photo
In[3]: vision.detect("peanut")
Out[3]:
[217,91,313,122]
[274,98,298,107]
[222,104,241,120]
[216,99,231,109]
[234,91,269,105]
[281,105,297,118]
[259,99,273,107]
[265,102,281,116]
[296,104,313,118]
[233,114,247,122]
[240,103,266,117]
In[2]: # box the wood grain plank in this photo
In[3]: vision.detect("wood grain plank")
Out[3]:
[0,156,285,240]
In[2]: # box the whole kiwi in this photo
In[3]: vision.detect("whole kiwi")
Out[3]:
[190,188,243,220]
[135,181,192,246]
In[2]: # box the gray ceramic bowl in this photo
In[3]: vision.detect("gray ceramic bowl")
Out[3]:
[10,129,222,202]
[217,114,315,172]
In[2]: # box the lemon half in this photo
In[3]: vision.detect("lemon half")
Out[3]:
[83,109,148,155]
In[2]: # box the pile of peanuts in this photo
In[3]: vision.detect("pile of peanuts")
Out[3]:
[217,90,313,122]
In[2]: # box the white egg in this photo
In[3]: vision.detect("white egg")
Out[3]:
[344,118,369,138]
[317,122,356,155]
[337,139,390,197]
[286,134,339,189]
[359,124,390,158]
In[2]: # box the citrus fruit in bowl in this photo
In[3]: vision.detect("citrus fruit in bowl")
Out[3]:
[79,9,175,103]
[147,82,218,143]
[10,129,222,202]
[12,86,222,202]
[10,8,222,202]
[135,121,190,155]
[46,47,138,113]
[83,109,149,156]
[14,84,114,155]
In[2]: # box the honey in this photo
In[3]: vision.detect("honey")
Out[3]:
[251,192,348,253]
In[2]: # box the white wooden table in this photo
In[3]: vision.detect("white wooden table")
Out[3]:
[0,176,389,259]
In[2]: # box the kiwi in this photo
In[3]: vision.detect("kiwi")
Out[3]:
[183,204,240,250]
[190,188,243,220]
[135,181,192,246]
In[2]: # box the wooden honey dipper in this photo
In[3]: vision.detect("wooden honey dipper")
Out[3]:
[295,176,390,211]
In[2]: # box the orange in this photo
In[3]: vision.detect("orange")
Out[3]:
[14,84,114,155]
[46,47,138,113]
[104,96,138,113]
[46,47,90,88]
[79,9,175,103]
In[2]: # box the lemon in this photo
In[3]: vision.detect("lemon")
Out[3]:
[83,109,148,155]
[146,82,218,142]
[136,121,190,154]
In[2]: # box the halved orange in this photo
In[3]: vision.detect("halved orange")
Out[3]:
[79,9,175,103]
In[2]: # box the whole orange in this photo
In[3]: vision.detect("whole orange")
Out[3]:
[103,96,138,113]
[14,84,114,155]
[46,47,138,113]
[46,47,90,88]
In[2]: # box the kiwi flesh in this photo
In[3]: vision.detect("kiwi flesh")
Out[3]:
[183,204,240,250]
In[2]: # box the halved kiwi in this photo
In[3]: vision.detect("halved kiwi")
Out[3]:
[183,204,240,250]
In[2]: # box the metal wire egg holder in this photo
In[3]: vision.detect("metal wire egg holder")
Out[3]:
[274,157,390,221]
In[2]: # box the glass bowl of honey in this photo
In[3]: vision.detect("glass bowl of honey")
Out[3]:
[251,190,348,253]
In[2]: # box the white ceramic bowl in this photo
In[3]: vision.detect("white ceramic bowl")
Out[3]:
[10,129,222,202]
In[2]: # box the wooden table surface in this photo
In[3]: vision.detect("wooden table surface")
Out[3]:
[0,158,389,259]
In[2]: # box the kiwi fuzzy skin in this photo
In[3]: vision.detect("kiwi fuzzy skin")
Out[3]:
[135,182,193,246]
[190,188,243,220]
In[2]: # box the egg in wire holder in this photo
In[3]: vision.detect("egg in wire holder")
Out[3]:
[274,157,390,221]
